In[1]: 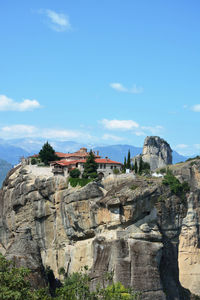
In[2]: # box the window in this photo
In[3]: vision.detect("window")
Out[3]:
[104,164,106,169]
[100,164,102,169]
[111,166,113,169]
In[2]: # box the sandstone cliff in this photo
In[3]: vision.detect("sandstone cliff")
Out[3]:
[133,136,172,171]
[0,160,200,299]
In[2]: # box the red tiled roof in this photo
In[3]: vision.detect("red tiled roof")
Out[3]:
[30,150,100,159]
[52,158,122,167]
[52,160,78,166]
[95,158,122,165]
[55,152,100,158]
[65,158,122,165]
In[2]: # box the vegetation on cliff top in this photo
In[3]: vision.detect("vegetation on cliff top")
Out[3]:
[162,169,190,198]
[39,142,59,165]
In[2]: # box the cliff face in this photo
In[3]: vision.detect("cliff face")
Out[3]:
[0,160,200,299]
[133,136,172,171]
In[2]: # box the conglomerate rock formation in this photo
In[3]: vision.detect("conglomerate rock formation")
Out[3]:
[133,136,172,171]
[0,159,200,299]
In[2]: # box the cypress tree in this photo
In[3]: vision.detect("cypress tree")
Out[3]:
[135,161,138,174]
[123,157,127,172]
[127,150,131,169]
[139,156,143,174]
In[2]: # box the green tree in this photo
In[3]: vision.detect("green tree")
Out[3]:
[31,157,37,165]
[70,168,81,178]
[138,157,143,174]
[0,253,32,300]
[123,157,127,173]
[39,142,59,165]
[82,150,98,179]
[134,162,138,174]
[127,150,131,170]
[97,282,141,299]
[56,271,94,300]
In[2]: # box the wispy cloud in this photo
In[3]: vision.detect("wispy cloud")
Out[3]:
[191,104,200,112]
[101,119,139,130]
[110,83,143,94]
[41,9,72,32]
[2,125,36,134]
[100,118,164,137]
[141,125,164,135]
[175,144,188,149]
[102,134,124,142]
[0,124,90,140]
[0,95,41,111]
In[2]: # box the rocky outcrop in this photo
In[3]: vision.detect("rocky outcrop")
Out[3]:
[133,136,172,171]
[1,160,200,299]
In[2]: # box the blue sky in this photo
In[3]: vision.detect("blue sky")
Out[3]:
[0,0,200,155]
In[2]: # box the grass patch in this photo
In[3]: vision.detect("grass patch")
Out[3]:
[69,177,92,187]
[130,184,138,190]
[186,155,200,162]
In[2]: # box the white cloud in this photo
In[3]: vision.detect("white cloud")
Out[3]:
[102,134,124,141]
[141,125,164,135]
[43,9,72,32]
[2,125,36,134]
[175,144,188,149]
[0,124,90,140]
[100,119,164,138]
[110,83,143,94]
[0,95,41,111]
[191,104,200,112]
[101,119,139,130]
[194,144,200,150]
[44,129,83,139]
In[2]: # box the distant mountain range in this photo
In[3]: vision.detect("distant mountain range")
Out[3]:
[0,138,193,165]
[0,138,194,186]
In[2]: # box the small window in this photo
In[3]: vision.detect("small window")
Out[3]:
[104,164,106,169]
[111,166,113,169]
[100,164,102,168]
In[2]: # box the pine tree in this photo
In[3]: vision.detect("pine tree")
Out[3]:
[39,142,58,165]
[127,150,131,169]
[82,150,98,179]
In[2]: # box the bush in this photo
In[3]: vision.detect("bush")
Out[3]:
[130,184,138,191]
[113,168,120,175]
[69,177,92,187]
[0,254,142,300]
[70,168,81,178]
[31,157,37,165]
[159,168,166,174]
[162,169,190,198]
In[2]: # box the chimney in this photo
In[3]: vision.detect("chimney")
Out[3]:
[105,156,108,160]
